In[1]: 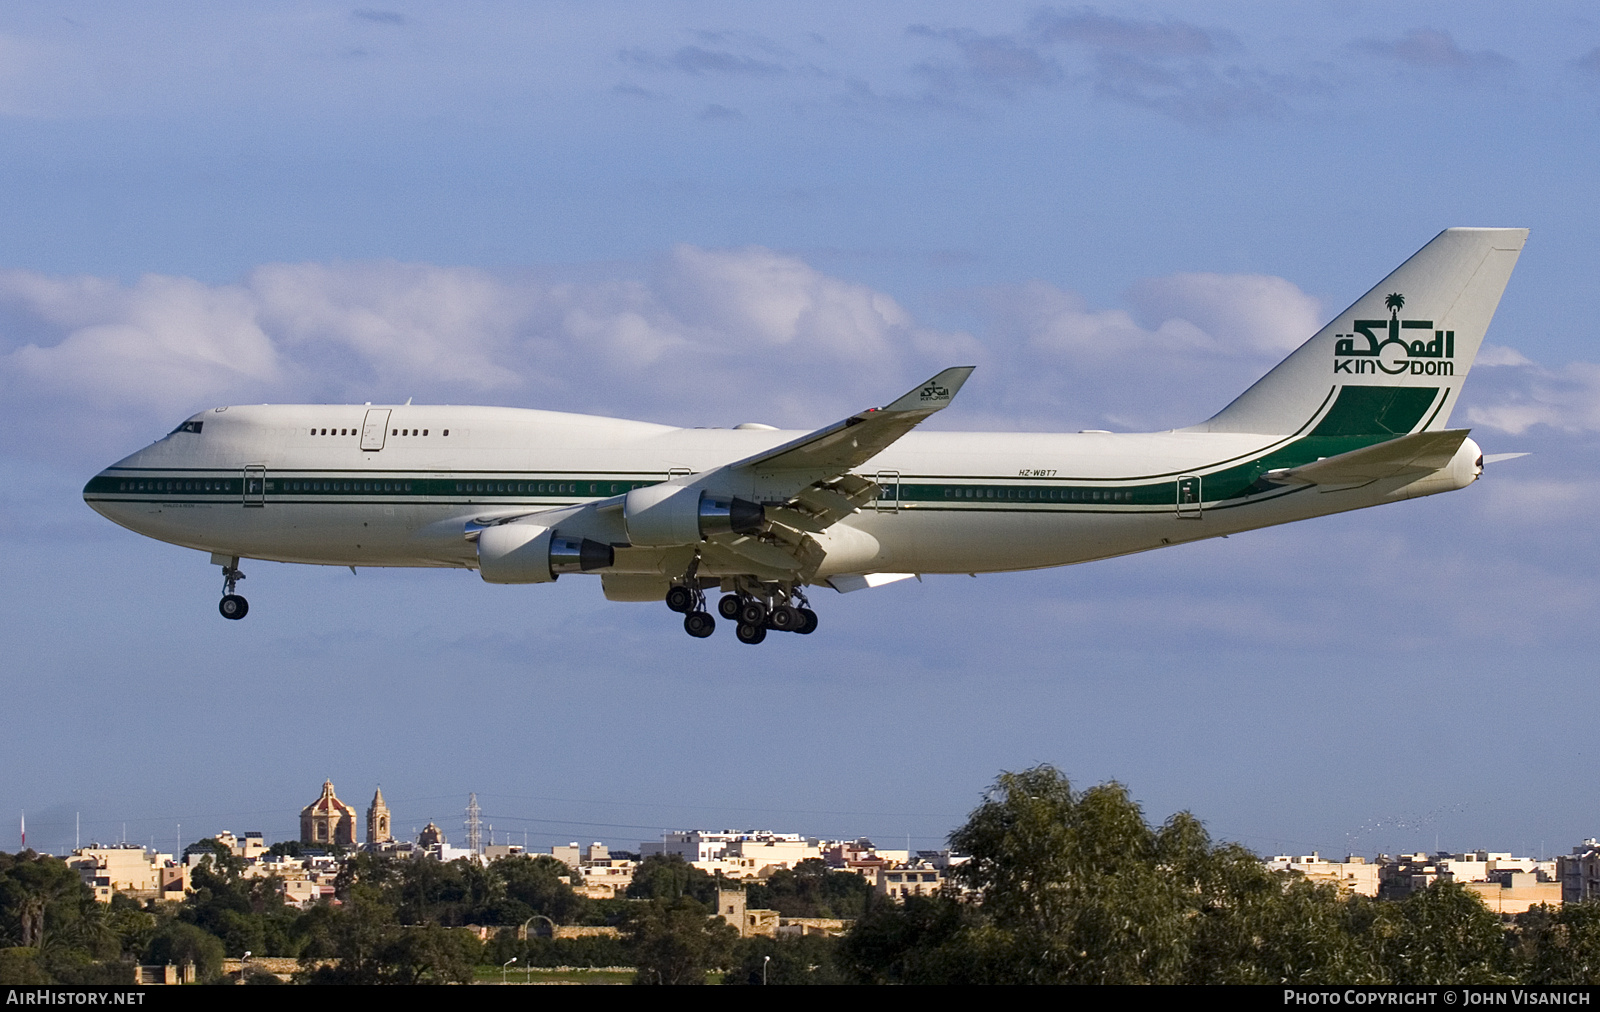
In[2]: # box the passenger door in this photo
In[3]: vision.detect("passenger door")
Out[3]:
[243,465,266,507]
[361,409,391,451]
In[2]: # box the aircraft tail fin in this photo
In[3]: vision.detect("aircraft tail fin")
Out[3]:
[1195,228,1527,436]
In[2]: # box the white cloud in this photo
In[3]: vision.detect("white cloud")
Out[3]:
[1464,360,1600,435]
[0,247,976,455]
[26,247,1585,461]
[249,261,529,388]
[1126,272,1323,355]
[970,271,1324,430]
[1474,343,1532,367]
[1,270,279,412]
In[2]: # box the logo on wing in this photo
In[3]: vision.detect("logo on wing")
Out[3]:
[920,383,951,402]
[1333,292,1455,376]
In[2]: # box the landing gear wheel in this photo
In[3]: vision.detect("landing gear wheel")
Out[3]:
[219,594,249,620]
[796,608,818,634]
[769,605,800,632]
[739,600,768,626]
[718,594,742,620]
[665,585,695,613]
[736,622,767,645]
[684,611,716,638]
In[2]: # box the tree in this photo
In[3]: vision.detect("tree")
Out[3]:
[385,925,482,985]
[627,854,718,905]
[842,765,1405,985]
[1189,872,1384,984]
[1516,901,1600,984]
[0,947,49,985]
[835,894,976,984]
[726,933,849,985]
[183,838,244,879]
[296,883,402,985]
[487,855,586,925]
[946,766,1201,983]
[745,859,871,919]
[0,851,89,951]
[626,896,737,985]
[1369,881,1514,984]
[145,921,225,981]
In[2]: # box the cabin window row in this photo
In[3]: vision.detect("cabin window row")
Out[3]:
[285,481,413,492]
[942,486,1134,503]
[120,480,234,492]
[454,481,652,495]
[309,428,450,436]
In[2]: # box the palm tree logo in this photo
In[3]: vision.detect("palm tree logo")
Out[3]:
[1385,292,1405,318]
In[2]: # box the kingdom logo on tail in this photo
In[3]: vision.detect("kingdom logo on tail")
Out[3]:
[1334,293,1456,377]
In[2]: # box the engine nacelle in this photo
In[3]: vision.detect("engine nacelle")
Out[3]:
[476,523,614,584]
[623,486,764,547]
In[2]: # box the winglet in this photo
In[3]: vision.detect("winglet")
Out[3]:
[882,367,975,414]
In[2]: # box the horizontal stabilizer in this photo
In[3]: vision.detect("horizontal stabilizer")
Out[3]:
[1265,429,1470,488]
[1482,452,1528,464]
[730,366,974,477]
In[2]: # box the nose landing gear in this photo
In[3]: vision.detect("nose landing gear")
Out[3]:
[217,556,248,620]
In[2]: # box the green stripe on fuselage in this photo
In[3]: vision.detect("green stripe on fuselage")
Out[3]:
[85,385,1446,510]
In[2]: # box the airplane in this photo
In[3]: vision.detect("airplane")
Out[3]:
[84,227,1527,644]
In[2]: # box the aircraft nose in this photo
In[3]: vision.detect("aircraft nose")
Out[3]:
[83,468,117,516]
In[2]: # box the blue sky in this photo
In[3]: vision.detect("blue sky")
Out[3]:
[3,2,1598,862]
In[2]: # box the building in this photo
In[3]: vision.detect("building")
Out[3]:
[301,780,358,847]
[65,846,189,904]
[1265,853,1381,897]
[1464,872,1563,915]
[875,865,946,901]
[639,830,822,879]
[212,831,268,862]
[1558,840,1600,904]
[367,788,392,846]
[1376,851,1561,909]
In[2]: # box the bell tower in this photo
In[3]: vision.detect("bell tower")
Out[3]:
[367,787,392,845]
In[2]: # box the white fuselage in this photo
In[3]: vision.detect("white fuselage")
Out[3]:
[83,402,1481,586]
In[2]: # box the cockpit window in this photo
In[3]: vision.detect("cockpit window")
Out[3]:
[168,420,204,435]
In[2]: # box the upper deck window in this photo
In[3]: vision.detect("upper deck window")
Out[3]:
[167,420,203,435]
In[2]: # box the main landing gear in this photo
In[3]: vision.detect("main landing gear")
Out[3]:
[668,581,818,644]
[218,557,248,620]
[665,582,716,638]
[664,554,717,638]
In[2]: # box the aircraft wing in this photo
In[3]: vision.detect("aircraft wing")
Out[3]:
[729,366,974,480]
[1265,429,1471,489]
[696,367,974,581]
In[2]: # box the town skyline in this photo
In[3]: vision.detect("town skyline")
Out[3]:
[12,776,1590,869]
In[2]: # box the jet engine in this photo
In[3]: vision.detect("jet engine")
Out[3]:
[622,486,764,547]
[476,523,614,584]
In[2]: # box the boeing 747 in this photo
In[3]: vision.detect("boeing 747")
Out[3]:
[84,228,1527,643]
